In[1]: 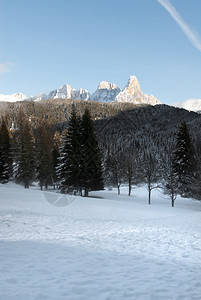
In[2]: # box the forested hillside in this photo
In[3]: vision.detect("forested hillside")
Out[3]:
[1,99,201,202]
[0,99,138,130]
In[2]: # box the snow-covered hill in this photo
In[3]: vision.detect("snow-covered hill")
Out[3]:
[174,98,201,113]
[1,183,201,300]
[0,76,161,105]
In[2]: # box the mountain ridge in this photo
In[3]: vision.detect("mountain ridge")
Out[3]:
[0,75,161,106]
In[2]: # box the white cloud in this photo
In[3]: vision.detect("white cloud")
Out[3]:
[157,0,201,52]
[0,62,13,73]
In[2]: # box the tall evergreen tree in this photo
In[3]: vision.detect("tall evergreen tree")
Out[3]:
[173,121,196,197]
[56,107,82,193]
[52,131,61,189]
[14,108,36,188]
[80,108,104,196]
[57,107,104,196]
[36,121,54,190]
[0,119,13,182]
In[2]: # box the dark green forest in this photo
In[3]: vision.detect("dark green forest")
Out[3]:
[1,99,201,205]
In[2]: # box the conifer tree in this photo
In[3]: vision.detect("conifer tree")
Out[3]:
[36,121,54,190]
[80,108,104,196]
[52,131,61,189]
[0,119,13,182]
[57,107,82,193]
[173,121,196,197]
[14,108,36,188]
[57,107,104,196]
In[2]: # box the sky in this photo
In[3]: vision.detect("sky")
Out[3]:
[1,0,201,105]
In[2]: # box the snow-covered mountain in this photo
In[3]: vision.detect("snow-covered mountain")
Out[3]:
[115,76,161,105]
[0,75,161,105]
[0,92,27,102]
[174,99,201,113]
[29,84,90,101]
[91,81,121,102]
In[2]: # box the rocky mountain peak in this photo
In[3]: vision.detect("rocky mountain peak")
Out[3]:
[115,75,143,103]
[115,75,161,105]
[98,81,119,90]
[125,75,142,96]
[91,81,121,102]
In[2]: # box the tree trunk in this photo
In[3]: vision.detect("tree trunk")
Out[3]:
[128,180,132,196]
[148,189,151,205]
[171,195,174,207]
[84,188,89,197]
[117,185,120,195]
[25,180,29,189]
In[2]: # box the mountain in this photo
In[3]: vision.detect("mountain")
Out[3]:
[30,84,90,101]
[91,81,121,102]
[174,99,201,113]
[0,75,160,105]
[0,93,27,103]
[115,76,161,105]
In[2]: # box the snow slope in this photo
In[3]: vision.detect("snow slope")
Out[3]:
[1,184,201,300]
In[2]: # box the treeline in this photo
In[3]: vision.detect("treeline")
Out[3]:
[95,105,201,205]
[1,101,201,206]
[0,99,138,131]
[0,106,104,196]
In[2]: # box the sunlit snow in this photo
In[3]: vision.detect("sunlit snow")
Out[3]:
[1,183,201,300]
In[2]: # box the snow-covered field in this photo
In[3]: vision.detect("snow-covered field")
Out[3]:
[1,183,201,300]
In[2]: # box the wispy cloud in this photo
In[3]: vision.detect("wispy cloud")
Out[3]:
[157,0,201,52]
[0,62,13,73]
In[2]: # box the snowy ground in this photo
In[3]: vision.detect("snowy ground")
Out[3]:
[1,183,201,300]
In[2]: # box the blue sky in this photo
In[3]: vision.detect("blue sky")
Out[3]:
[1,0,201,104]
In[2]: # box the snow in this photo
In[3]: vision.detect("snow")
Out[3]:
[0,76,160,104]
[115,76,161,105]
[0,93,27,102]
[91,81,121,103]
[1,183,201,300]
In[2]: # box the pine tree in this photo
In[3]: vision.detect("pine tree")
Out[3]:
[173,121,196,197]
[56,107,82,193]
[0,119,13,183]
[57,107,104,196]
[14,109,36,188]
[80,108,104,196]
[36,121,54,190]
[52,131,61,189]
